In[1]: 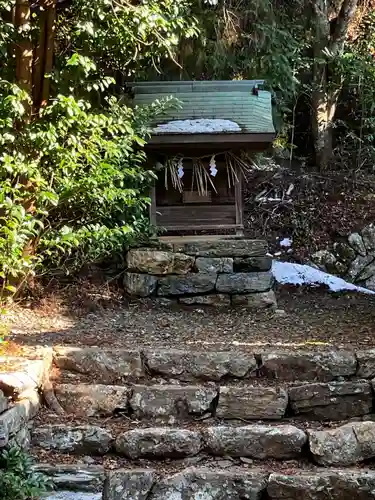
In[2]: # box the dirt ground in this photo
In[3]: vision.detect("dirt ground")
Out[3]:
[244,168,375,260]
[5,284,375,351]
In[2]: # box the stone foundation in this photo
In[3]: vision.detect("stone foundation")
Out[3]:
[123,238,276,309]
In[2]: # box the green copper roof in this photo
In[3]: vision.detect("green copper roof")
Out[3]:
[130,80,275,135]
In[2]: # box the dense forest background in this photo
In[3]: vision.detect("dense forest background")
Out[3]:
[1,0,375,299]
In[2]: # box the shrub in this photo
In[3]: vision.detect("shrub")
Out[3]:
[0,447,53,500]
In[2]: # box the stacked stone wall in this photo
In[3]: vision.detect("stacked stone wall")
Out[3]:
[123,239,277,309]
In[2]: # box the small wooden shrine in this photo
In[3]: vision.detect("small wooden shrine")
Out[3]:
[129,80,275,235]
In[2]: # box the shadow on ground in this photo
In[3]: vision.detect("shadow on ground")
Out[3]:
[6,286,375,351]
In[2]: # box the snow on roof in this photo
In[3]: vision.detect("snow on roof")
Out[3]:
[153,119,242,134]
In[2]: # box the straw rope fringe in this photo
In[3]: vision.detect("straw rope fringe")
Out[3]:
[159,150,255,195]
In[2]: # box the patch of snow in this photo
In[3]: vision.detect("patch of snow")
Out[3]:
[272,260,375,295]
[153,119,241,134]
[280,237,292,248]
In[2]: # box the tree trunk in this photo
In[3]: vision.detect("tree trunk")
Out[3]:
[32,3,48,112]
[311,0,331,168]
[41,0,56,107]
[15,0,33,119]
[312,93,333,169]
[311,0,358,169]
[33,0,57,114]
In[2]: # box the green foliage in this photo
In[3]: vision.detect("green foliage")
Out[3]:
[0,447,53,500]
[57,0,198,77]
[181,0,305,91]
[0,322,8,351]
[334,10,375,169]
[0,59,176,289]
[0,0,187,300]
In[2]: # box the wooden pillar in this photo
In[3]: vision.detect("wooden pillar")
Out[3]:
[235,168,244,236]
[149,184,156,226]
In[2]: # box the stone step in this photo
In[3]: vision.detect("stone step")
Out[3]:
[36,463,375,499]
[54,345,372,384]
[51,379,374,422]
[30,420,375,467]
[50,345,375,424]
[35,464,103,500]
[31,423,307,460]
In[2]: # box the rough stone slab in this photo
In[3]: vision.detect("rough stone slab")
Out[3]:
[0,356,52,397]
[348,232,367,256]
[55,384,128,417]
[157,273,217,296]
[356,349,375,378]
[103,469,156,500]
[130,385,217,420]
[144,349,256,381]
[178,294,231,307]
[333,242,356,264]
[0,390,40,447]
[204,425,306,459]
[362,224,375,251]
[308,421,375,466]
[195,257,233,273]
[216,386,288,420]
[347,255,374,280]
[216,272,273,294]
[357,261,375,281]
[0,363,43,397]
[268,470,375,499]
[365,275,375,290]
[8,426,31,449]
[123,272,157,297]
[150,467,269,500]
[289,380,372,420]
[32,425,113,455]
[53,346,143,383]
[233,256,272,272]
[34,464,105,492]
[311,250,339,274]
[232,291,277,309]
[116,428,202,459]
[0,390,8,414]
[174,239,268,258]
[127,249,194,275]
[259,350,356,382]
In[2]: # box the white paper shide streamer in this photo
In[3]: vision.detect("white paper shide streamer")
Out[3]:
[209,155,217,177]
